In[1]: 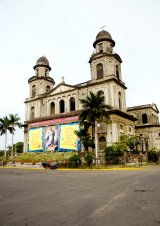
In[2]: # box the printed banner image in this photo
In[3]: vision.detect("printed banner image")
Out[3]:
[44,126,58,151]
[28,123,80,152]
[28,127,44,152]
[58,123,81,151]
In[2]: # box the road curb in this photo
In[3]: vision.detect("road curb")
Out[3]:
[56,168,145,170]
[0,166,45,170]
[0,166,145,171]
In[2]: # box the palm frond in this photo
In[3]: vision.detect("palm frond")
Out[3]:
[79,91,112,129]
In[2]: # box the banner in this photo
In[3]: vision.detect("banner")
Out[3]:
[28,127,44,152]
[28,123,81,152]
[28,116,79,128]
[58,123,81,151]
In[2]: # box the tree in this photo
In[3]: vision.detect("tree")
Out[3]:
[79,90,112,141]
[104,144,126,165]
[119,135,140,152]
[0,116,12,157]
[74,128,95,152]
[7,142,24,155]
[15,142,24,153]
[8,114,21,158]
[127,136,139,151]
[79,91,112,164]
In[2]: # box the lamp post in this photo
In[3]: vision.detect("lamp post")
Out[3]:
[95,120,100,167]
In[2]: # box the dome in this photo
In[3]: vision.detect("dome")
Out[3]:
[93,29,115,48]
[96,30,112,40]
[36,56,49,66]
[33,56,51,71]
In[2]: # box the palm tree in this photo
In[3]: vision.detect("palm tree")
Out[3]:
[79,90,112,139]
[8,114,21,158]
[79,91,112,163]
[0,116,12,157]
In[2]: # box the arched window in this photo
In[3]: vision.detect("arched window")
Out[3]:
[36,69,39,76]
[45,69,48,76]
[70,97,75,111]
[116,65,120,80]
[98,43,103,52]
[46,85,50,92]
[32,85,36,97]
[50,102,55,115]
[118,92,122,110]
[142,114,148,124]
[145,139,149,151]
[59,100,65,113]
[31,107,35,119]
[96,63,104,79]
[99,136,106,149]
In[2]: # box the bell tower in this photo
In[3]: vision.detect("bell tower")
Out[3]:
[25,56,55,121]
[89,29,123,81]
[28,56,55,98]
[89,29,127,111]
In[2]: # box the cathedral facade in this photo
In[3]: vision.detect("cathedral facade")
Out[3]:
[24,29,160,158]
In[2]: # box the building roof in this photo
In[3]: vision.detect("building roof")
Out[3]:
[127,103,159,113]
[33,56,51,71]
[93,29,115,48]
[96,30,112,40]
[36,56,49,66]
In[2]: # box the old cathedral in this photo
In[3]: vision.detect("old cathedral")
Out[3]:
[24,29,160,160]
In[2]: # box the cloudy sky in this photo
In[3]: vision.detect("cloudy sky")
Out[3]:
[0,0,160,149]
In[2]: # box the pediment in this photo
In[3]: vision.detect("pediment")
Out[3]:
[48,83,76,96]
[152,103,159,113]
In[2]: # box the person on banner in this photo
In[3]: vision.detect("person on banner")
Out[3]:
[45,127,55,147]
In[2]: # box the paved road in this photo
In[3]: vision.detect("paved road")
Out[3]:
[0,167,160,226]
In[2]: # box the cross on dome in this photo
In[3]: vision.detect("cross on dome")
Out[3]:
[100,25,106,30]
[61,76,65,84]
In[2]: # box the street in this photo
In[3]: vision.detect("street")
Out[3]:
[0,167,160,226]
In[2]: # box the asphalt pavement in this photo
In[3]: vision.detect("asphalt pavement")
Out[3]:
[0,167,160,226]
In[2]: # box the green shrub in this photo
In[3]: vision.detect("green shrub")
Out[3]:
[5,152,75,165]
[68,154,81,168]
[104,145,125,165]
[147,149,159,163]
[104,146,115,164]
[132,149,140,155]
[0,151,4,160]
[84,152,93,166]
